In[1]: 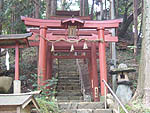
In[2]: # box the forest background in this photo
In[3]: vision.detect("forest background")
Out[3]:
[1,0,150,112]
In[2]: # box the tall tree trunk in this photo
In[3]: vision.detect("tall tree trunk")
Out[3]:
[80,0,83,16]
[11,6,15,33]
[90,0,95,19]
[84,0,89,16]
[115,0,119,17]
[136,0,150,108]
[0,0,3,34]
[96,1,103,20]
[50,0,57,16]
[61,0,66,10]
[35,0,40,18]
[46,0,56,19]
[80,0,89,16]
[0,0,3,71]
[46,0,51,19]
[133,0,138,56]
[104,0,107,19]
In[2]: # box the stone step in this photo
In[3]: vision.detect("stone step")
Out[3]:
[59,69,78,72]
[56,85,81,90]
[59,61,77,63]
[57,100,84,102]
[58,79,80,83]
[58,72,79,75]
[59,109,112,113]
[58,77,79,80]
[58,102,104,110]
[58,74,79,79]
[56,91,82,96]
[56,96,83,101]
[57,82,81,86]
[57,89,81,92]
[58,66,77,69]
[59,64,77,66]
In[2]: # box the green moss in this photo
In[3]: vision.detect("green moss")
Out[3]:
[36,97,59,113]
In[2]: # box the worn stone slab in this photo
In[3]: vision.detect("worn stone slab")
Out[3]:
[77,109,93,113]
[57,96,83,102]
[58,102,104,110]
[77,102,104,109]
[57,86,80,90]
[59,109,112,113]
[57,91,82,96]
[58,102,78,109]
[93,109,112,113]
[60,109,77,113]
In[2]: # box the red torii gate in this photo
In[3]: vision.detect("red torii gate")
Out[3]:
[21,17,122,101]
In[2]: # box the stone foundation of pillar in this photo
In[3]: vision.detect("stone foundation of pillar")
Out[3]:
[13,80,21,93]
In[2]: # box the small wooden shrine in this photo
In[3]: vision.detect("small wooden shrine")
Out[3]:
[0,93,40,113]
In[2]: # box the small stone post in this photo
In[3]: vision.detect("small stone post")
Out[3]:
[13,80,21,93]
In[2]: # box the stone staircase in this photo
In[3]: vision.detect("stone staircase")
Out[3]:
[56,59,83,102]
[55,59,112,113]
[57,102,113,113]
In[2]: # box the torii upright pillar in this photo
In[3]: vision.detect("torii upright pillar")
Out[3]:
[98,27,108,96]
[91,43,100,101]
[46,45,53,80]
[14,42,21,93]
[38,25,47,86]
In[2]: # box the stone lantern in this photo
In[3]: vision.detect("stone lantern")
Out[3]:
[110,63,136,104]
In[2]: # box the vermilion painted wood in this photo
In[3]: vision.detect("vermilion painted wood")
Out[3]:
[30,33,118,43]
[53,49,91,52]
[52,55,89,59]
[29,28,110,35]
[38,26,47,86]
[30,29,110,35]
[15,43,19,80]
[88,55,92,93]
[46,45,52,80]
[0,45,27,48]
[98,28,108,96]
[29,32,118,43]
[91,43,100,101]
[62,18,84,24]
[21,16,122,29]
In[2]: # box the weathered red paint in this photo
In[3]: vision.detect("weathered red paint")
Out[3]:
[91,43,100,101]
[98,27,108,96]
[38,26,47,86]
[15,43,19,80]
[47,47,53,80]
[30,29,110,36]
[52,55,89,59]
[21,16,122,29]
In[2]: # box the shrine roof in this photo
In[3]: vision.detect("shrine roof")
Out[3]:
[0,33,32,46]
[62,18,84,24]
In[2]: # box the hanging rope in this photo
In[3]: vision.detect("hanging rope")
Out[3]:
[35,34,104,44]
[35,34,104,52]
